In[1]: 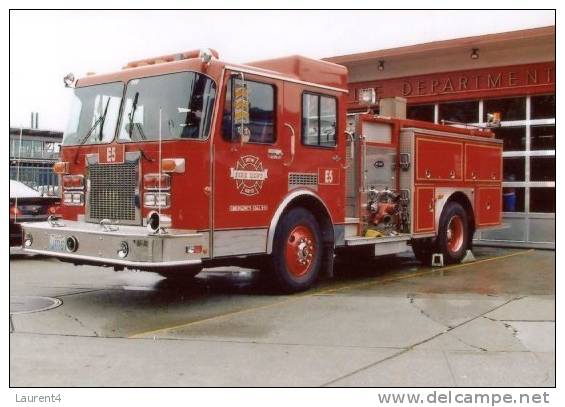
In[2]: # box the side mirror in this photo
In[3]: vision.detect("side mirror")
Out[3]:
[63,72,76,88]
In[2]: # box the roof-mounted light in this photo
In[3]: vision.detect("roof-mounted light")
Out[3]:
[199,48,214,64]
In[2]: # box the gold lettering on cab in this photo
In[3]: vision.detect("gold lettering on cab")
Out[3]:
[229,204,268,212]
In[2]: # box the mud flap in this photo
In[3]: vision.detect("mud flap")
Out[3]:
[321,244,335,278]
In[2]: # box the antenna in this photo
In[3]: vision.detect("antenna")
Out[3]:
[14,127,23,223]
[158,107,162,232]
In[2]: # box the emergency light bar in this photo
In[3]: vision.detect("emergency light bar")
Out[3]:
[123,49,219,69]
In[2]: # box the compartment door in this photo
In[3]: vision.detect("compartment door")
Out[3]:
[465,143,502,182]
[415,136,463,181]
[476,186,502,226]
[414,186,435,233]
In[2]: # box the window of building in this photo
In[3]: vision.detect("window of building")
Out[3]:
[19,140,33,158]
[503,187,525,212]
[531,125,555,151]
[222,78,276,144]
[530,156,555,182]
[302,93,337,147]
[10,138,16,156]
[494,126,526,152]
[407,104,434,122]
[31,140,43,157]
[438,100,479,124]
[530,187,555,213]
[530,94,555,120]
[483,97,526,122]
[503,157,525,182]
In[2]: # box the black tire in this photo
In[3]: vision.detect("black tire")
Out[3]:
[436,202,469,264]
[270,207,322,293]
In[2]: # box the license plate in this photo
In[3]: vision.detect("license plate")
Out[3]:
[48,235,66,252]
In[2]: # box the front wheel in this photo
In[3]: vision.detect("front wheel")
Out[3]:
[270,207,322,293]
[436,202,470,264]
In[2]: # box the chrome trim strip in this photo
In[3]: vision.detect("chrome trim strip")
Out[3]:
[224,65,348,94]
[344,235,411,246]
[266,189,332,254]
[402,127,503,144]
[410,232,436,239]
[213,228,268,257]
[22,249,202,268]
[22,220,202,239]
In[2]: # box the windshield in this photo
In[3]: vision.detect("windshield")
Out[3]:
[118,71,217,142]
[63,82,124,145]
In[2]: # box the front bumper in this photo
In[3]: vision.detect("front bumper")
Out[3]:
[20,220,208,269]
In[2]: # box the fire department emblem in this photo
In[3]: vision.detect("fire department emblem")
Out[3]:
[230,155,268,196]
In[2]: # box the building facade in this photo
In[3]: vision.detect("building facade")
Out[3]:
[9,127,62,196]
[326,26,555,248]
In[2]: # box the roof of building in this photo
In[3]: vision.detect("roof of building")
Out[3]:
[324,26,555,65]
[9,127,63,139]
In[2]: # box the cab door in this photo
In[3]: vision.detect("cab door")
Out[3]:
[212,71,286,257]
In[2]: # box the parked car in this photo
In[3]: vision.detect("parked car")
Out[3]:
[10,180,60,247]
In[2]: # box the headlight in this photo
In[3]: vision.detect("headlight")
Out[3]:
[72,193,83,204]
[64,192,83,205]
[155,193,170,208]
[143,192,170,208]
[23,233,33,247]
[117,241,129,258]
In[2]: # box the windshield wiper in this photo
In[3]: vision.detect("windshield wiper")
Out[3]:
[97,97,111,141]
[127,92,146,141]
[77,97,111,145]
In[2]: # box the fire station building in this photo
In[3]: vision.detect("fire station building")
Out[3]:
[325,26,555,249]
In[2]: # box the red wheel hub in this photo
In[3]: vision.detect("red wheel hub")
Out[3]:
[285,225,316,277]
[446,215,464,253]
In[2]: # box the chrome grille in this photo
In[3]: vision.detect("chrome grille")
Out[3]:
[87,162,138,223]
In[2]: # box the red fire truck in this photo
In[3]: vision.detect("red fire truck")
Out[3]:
[20,49,502,292]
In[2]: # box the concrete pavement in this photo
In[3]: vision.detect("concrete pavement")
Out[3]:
[10,247,555,387]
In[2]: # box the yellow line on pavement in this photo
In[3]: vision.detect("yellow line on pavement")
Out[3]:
[321,249,534,295]
[128,297,302,339]
[128,249,533,339]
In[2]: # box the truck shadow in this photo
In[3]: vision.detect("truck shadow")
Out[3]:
[150,252,423,296]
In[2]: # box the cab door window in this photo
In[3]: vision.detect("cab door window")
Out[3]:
[302,93,337,147]
[222,78,276,144]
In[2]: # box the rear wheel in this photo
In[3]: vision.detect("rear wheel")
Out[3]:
[270,207,322,293]
[436,202,469,264]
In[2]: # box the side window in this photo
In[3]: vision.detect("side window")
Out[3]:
[302,93,337,147]
[222,78,276,144]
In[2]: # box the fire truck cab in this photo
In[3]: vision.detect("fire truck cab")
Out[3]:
[21,49,503,292]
